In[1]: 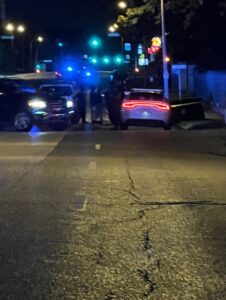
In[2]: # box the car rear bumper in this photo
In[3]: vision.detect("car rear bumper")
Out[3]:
[121,109,171,124]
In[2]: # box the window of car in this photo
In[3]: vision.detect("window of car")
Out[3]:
[128,92,163,101]
[40,86,73,96]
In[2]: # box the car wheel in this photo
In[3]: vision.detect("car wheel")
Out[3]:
[14,113,33,132]
[120,122,128,130]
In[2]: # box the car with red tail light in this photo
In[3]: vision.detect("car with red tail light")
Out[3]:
[120,89,171,130]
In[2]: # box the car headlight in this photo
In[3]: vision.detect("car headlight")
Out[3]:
[67,100,74,108]
[28,99,47,109]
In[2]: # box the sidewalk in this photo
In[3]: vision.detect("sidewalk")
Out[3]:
[176,106,225,130]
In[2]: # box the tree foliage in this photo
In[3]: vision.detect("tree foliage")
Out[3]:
[117,0,225,28]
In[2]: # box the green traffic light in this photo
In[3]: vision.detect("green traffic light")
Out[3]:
[114,55,124,65]
[89,36,101,49]
[102,56,111,65]
[58,42,63,47]
[90,56,98,64]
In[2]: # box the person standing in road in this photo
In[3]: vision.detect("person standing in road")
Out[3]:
[106,82,124,130]
[76,86,87,124]
[90,86,103,124]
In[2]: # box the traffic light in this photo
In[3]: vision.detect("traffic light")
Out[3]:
[102,56,111,65]
[58,42,64,47]
[89,36,101,49]
[114,55,124,65]
[35,64,41,73]
[90,56,99,64]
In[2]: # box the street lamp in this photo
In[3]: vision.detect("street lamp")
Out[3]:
[5,23,25,34]
[17,24,25,33]
[108,25,116,33]
[37,36,44,43]
[160,0,169,99]
[30,36,45,71]
[118,1,127,9]
[5,22,14,32]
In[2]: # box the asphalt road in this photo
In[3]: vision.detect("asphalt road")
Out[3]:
[0,126,226,300]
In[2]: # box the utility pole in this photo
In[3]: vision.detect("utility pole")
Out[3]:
[0,0,5,23]
[161,0,169,99]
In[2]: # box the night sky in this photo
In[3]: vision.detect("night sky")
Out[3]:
[7,0,115,39]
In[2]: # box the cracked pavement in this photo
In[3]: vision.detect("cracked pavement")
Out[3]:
[0,127,226,299]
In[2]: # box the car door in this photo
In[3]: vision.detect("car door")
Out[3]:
[0,84,11,122]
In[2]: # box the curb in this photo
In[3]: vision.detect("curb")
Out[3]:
[175,119,225,130]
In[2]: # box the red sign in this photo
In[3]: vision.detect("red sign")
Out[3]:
[148,46,160,54]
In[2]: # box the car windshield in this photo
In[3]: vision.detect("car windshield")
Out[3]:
[40,86,72,96]
[128,92,163,101]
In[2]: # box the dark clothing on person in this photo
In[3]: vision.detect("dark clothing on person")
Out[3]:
[90,90,103,123]
[106,87,123,129]
[76,91,86,123]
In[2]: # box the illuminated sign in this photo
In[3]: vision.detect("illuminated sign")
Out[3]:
[152,37,161,47]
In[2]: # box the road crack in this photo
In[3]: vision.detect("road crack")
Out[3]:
[124,158,141,201]
[138,269,157,297]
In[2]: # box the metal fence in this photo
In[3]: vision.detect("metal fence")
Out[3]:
[194,71,226,108]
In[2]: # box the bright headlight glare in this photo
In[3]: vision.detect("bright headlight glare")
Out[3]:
[28,99,47,109]
[67,100,74,108]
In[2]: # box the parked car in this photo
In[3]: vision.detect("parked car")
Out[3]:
[0,81,78,131]
[121,89,172,130]
[39,84,76,102]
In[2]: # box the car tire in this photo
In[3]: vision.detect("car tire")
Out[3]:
[14,113,33,132]
[120,122,128,130]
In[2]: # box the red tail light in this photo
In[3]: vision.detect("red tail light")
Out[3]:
[122,100,170,111]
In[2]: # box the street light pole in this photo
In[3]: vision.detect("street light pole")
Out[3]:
[0,0,5,22]
[161,0,169,99]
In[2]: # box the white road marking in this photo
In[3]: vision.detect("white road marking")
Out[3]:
[104,180,119,183]
[88,161,97,170]
[95,144,101,150]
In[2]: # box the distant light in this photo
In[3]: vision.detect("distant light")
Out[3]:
[152,37,162,47]
[67,66,73,72]
[89,36,101,49]
[36,64,41,70]
[118,1,127,9]
[113,23,119,29]
[90,57,98,64]
[86,71,91,77]
[165,56,171,63]
[17,25,25,33]
[58,42,64,47]
[109,26,116,33]
[135,68,140,73]
[37,36,44,43]
[102,56,111,65]
[114,55,124,65]
[5,23,14,32]
[36,70,41,74]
